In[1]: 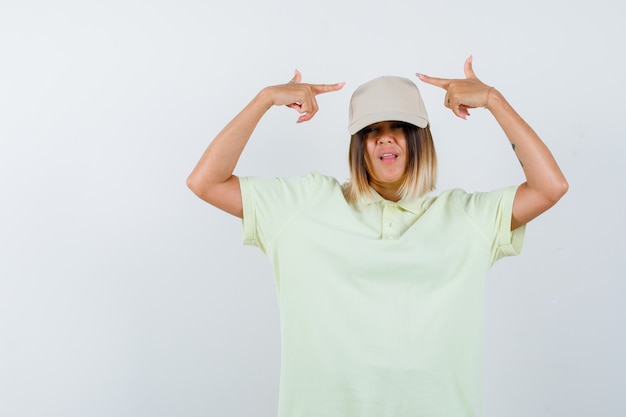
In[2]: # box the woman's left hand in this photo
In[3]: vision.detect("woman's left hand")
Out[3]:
[417,56,493,120]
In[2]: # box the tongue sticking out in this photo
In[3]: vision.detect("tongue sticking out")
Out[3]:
[380,153,398,162]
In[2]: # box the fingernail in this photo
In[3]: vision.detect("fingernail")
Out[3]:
[416,73,424,78]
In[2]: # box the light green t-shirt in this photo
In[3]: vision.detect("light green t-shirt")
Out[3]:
[240,172,525,417]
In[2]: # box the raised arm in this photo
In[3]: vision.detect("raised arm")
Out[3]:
[186,71,345,218]
[417,56,568,230]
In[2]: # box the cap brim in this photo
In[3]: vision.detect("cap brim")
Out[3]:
[348,111,429,135]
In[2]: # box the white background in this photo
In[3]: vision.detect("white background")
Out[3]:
[1,1,624,416]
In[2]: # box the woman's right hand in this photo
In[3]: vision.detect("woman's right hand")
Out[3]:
[262,70,345,123]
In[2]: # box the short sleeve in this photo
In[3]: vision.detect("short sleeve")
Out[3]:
[239,173,319,252]
[454,185,526,266]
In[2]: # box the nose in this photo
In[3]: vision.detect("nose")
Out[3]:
[377,128,396,144]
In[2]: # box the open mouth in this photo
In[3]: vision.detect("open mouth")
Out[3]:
[380,153,398,161]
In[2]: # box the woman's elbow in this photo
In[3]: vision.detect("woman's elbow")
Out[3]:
[548,177,569,205]
[186,173,205,198]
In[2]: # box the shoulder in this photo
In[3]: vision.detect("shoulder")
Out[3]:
[423,187,519,228]
[432,186,518,207]
[240,171,343,203]
[242,171,338,187]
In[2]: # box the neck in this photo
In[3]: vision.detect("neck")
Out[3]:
[371,183,401,202]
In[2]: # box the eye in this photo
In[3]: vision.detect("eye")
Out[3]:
[391,122,406,130]
[361,126,378,136]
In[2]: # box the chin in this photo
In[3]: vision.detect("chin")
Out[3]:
[382,172,406,183]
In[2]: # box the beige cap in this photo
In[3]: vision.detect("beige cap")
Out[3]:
[348,75,429,135]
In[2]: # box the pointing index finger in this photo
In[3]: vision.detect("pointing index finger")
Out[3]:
[416,73,450,90]
[312,82,346,95]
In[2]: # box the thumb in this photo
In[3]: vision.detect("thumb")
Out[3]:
[464,55,478,80]
[288,69,302,84]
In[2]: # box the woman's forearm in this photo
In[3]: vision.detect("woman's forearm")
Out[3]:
[488,90,568,199]
[186,72,345,217]
[187,90,272,194]
[486,89,569,228]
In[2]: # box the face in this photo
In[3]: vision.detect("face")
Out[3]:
[362,121,409,195]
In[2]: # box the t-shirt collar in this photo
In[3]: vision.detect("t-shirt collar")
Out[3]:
[360,187,426,215]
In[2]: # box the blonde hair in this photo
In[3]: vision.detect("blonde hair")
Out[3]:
[343,123,438,203]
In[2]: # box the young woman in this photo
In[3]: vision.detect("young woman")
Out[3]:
[187,57,568,417]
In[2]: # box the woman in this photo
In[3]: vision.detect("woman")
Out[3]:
[187,57,568,417]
